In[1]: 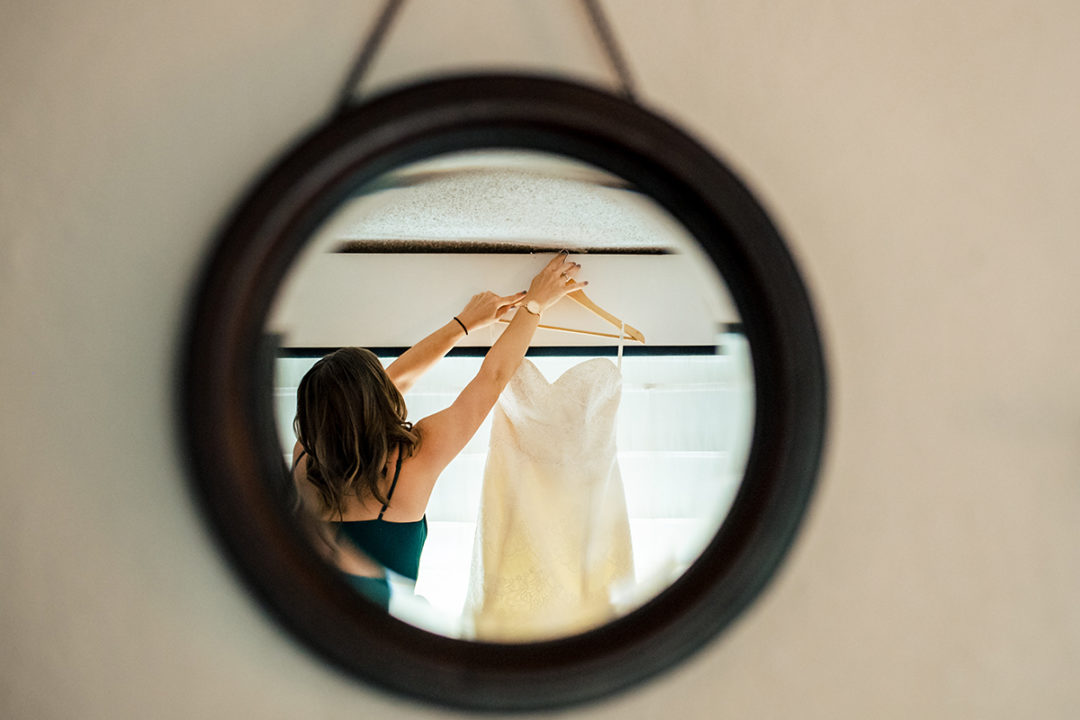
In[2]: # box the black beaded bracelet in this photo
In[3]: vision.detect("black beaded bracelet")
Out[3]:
[452,316,468,335]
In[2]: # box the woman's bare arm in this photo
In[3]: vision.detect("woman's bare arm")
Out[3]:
[385,291,527,394]
[384,320,466,395]
[408,254,585,481]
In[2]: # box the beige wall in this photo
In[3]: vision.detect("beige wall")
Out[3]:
[2,1,1078,718]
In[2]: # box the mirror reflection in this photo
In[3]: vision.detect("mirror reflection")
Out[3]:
[267,150,753,641]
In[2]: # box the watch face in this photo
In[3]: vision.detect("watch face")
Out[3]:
[527,300,541,314]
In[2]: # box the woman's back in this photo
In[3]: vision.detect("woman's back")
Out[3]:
[295,447,429,581]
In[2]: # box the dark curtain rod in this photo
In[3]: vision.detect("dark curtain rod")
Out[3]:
[277,341,741,359]
[333,240,674,254]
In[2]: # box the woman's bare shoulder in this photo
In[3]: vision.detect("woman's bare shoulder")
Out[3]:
[376,443,438,521]
[290,441,331,519]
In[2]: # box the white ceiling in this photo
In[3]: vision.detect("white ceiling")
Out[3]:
[312,150,693,253]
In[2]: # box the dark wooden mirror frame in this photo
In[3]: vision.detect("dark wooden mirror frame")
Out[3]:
[181,74,827,712]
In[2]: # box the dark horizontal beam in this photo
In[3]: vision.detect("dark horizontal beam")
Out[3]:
[333,240,674,254]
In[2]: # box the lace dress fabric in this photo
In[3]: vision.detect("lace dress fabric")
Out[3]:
[465,358,634,642]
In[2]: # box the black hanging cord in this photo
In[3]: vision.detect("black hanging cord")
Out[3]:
[333,0,638,112]
[580,0,637,101]
[332,0,407,114]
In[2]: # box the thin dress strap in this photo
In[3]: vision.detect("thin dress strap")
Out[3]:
[291,448,307,472]
[617,320,625,372]
[377,451,404,520]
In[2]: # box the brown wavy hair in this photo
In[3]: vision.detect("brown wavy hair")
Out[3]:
[293,347,421,519]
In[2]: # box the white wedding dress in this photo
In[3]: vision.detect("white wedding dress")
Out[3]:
[465,357,634,642]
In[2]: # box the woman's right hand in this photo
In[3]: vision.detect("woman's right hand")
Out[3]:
[527,253,587,311]
[456,290,528,333]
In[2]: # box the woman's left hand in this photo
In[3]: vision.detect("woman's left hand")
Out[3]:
[456,291,528,333]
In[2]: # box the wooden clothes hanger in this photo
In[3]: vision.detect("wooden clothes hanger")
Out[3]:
[499,288,646,343]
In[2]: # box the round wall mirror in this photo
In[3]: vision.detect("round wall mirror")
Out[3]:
[182,74,826,711]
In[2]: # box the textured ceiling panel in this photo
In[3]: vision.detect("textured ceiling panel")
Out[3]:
[312,151,693,254]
